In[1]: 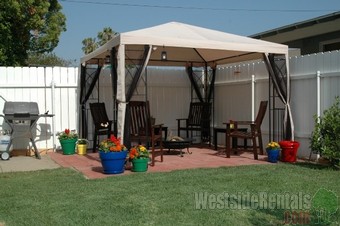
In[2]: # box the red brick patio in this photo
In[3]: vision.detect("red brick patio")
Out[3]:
[48,147,270,179]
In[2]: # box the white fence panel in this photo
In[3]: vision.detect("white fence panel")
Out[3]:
[0,66,78,154]
[214,62,269,151]
[146,67,191,132]
[1,50,340,159]
[214,50,340,158]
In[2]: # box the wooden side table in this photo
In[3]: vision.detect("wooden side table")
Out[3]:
[154,126,168,140]
[213,127,247,150]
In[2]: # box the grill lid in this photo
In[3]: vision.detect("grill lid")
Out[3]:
[3,102,39,115]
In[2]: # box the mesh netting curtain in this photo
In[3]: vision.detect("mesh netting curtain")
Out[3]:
[186,65,216,141]
[79,64,102,138]
[186,65,216,103]
[122,45,152,147]
[264,53,294,140]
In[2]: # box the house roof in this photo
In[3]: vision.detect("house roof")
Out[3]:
[250,11,340,43]
[81,22,288,67]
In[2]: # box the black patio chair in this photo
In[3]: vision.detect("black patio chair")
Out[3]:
[89,102,113,152]
[177,102,212,145]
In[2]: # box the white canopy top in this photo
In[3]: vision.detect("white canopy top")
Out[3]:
[81,22,288,66]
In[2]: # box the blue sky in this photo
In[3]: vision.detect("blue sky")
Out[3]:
[54,0,340,65]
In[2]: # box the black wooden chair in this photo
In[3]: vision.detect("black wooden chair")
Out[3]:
[225,101,268,159]
[89,102,113,152]
[177,102,212,144]
[129,101,163,166]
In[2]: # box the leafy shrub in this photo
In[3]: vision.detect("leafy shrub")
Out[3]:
[310,97,340,167]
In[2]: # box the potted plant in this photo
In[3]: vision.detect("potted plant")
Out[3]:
[98,134,128,174]
[129,145,150,172]
[279,140,300,163]
[77,138,89,155]
[57,129,78,155]
[266,141,281,163]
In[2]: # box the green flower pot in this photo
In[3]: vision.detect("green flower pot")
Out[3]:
[60,138,77,155]
[131,158,149,172]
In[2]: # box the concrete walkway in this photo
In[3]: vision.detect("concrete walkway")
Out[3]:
[0,155,60,173]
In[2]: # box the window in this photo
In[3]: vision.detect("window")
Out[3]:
[320,38,340,52]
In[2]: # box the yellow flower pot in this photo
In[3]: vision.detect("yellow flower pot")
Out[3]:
[77,144,88,155]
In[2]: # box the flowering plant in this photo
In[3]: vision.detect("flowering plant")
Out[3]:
[129,145,149,160]
[77,138,89,145]
[57,129,78,140]
[266,141,281,150]
[99,135,127,153]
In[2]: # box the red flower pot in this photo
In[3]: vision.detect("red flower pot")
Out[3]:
[279,140,300,162]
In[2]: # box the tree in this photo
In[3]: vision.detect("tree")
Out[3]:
[81,27,118,54]
[27,53,74,67]
[0,0,66,66]
[97,27,117,46]
[81,38,98,55]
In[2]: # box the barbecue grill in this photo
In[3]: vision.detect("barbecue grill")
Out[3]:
[0,101,54,160]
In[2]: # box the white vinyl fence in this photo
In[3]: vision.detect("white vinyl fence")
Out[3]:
[0,67,78,152]
[214,50,340,158]
[1,50,339,158]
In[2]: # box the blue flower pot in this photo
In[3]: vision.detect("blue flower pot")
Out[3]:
[99,150,128,174]
[267,149,280,163]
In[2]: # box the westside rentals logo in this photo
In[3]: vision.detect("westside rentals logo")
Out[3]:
[194,191,311,210]
[194,188,338,225]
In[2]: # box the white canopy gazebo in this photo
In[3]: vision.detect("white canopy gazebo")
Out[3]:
[79,22,294,144]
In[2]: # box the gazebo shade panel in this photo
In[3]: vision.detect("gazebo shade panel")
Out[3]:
[79,22,293,142]
[81,22,288,66]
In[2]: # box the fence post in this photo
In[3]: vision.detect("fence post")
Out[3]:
[251,74,255,121]
[51,80,56,152]
[316,70,321,160]
[316,70,321,121]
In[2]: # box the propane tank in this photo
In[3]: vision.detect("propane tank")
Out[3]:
[0,130,12,152]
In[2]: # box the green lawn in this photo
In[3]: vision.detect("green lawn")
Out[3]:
[0,163,339,226]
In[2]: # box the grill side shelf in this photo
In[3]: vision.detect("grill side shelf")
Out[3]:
[13,113,30,118]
